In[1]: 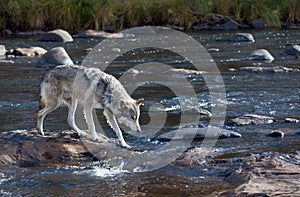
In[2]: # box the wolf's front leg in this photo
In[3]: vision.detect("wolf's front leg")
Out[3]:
[84,106,108,143]
[103,108,131,148]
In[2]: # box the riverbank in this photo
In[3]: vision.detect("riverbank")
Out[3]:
[0,0,299,33]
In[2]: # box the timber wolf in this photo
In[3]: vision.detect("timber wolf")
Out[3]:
[37,64,143,148]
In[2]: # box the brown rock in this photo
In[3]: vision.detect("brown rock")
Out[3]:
[223,152,300,196]
[0,130,95,167]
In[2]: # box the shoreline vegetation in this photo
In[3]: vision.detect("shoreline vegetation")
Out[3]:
[0,0,299,33]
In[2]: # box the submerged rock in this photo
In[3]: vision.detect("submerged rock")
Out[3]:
[240,66,300,73]
[153,127,242,142]
[9,46,47,56]
[37,29,73,42]
[244,49,275,62]
[36,47,74,67]
[229,33,255,42]
[74,29,133,38]
[223,152,300,196]
[228,114,275,126]
[283,44,300,58]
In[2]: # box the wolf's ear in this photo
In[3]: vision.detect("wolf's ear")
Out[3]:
[136,98,144,105]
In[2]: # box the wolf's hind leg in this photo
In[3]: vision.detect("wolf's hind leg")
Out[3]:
[103,108,131,148]
[37,98,60,135]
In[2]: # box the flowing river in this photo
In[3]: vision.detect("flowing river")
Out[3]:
[0,29,299,196]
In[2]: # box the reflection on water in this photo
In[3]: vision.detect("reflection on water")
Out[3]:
[0,29,299,195]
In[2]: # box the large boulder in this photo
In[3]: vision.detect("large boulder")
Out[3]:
[229,33,255,42]
[36,47,74,67]
[10,46,47,56]
[0,45,6,55]
[74,29,133,38]
[37,29,73,42]
[244,49,275,62]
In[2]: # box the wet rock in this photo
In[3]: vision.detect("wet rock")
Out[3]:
[229,33,255,42]
[168,68,206,76]
[0,130,95,166]
[9,46,47,56]
[240,66,300,73]
[173,147,214,168]
[74,29,134,38]
[223,152,300,196]
[36,47,74,67]
[153,127,242,142]
[37,29,73,42]
[0,45,6,55]
[283,44,300,58]
[267,130,284,138]
[228,114,275,126]
[0,29,13,37]
[207,48,220,52]
[244,49,274,62]
[251,18,266,29]
[284,118,300,123]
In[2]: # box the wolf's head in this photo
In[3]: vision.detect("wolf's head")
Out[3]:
[116,98,143,132]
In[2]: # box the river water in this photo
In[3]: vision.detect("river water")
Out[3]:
[0,29,299,196]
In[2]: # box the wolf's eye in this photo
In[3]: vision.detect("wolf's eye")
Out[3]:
[129,109,136,120]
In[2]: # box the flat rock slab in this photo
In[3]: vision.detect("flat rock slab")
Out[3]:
[223,152,300,196]
[153,127,242,142]
[228,114,275,126]
[0,130,94,167]
[240,66,300,73]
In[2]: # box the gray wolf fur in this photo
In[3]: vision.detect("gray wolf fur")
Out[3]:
[37,64,143,148]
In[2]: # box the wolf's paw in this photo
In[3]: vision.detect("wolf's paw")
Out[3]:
[77,131,89,138]
[92,136,109,143]
[121,143,132,149]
